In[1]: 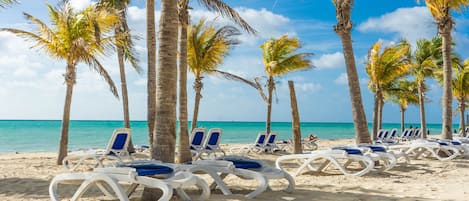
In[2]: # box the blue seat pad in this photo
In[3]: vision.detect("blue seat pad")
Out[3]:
[332,147,363,155]
[126,164,174,176]
[222,158,262,169]
[367,145,386,152]
[452,141,462,145]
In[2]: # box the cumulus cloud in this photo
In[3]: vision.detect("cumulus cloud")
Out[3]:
[334,73,348,85]
[357,7,436,43]
[312,52,344,69]
[69,0,94,10]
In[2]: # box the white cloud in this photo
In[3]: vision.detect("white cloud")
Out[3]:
[69,0,94,10]
[296,83,322,93]
[335,73,348,85]
[357,7,435,43]
[312,52,344,69]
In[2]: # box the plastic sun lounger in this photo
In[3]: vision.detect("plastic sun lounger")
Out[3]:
[189,128,207,159]
[386,139,460,161]
[354,144,405,170]
[275,148,375,177]
[230,132,267,154]
[264,132,280,153]
[197,128,226,159]
[63,128,133,171]
[50,164,210,201]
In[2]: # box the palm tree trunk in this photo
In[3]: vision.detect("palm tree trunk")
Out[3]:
[57,63,75,165]
[460,99,466,137]
[372,91,379,140]
[418,81,427,138]
[378,93,384,130]
[191,75,203,131]
[177,6,192,163]
[288,81,302,154]
[146,0,156,146]
[266,76,274,134]
[334,0,371,144]
[400,106,405,132]
[151,0,178,163]
[116,26,135,153]
[440,31,453,140]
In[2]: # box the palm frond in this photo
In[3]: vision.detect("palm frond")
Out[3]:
[84,56,119,98]
[198,0,257,34]
[212,70,267,102]
[0,0,17,8]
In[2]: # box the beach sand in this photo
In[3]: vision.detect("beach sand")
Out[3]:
[1,138,468,201]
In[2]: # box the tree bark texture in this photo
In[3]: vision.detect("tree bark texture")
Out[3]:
[460,100,466,137]
[372,90,379,140]
[146,0,156,146]
[191,75,203,131]
[418,81,427,138]
[400,107,405,132]
[440,31,453,140]
[288,81,302,154]
[57,63,76,165]
[265,76,274,134]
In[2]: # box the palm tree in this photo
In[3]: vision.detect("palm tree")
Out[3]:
[1,3,120,165]
[188,19,241,130]
[146,0,156,147]
[260,34,313,134]
[453,59,469,137]
[333,0,371,144]
[98,0,141,153]
[176,0,255,164]
[365,40,411,140]
[420,0,469,140]
[386,80,420,132]
[151,0,179,163]
[410,37,442,138]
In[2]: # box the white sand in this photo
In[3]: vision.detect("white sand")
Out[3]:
[1,138,468,201]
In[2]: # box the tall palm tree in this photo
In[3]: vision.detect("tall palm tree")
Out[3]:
[176,0,255,164]
[410,37,442,138]
[260,34,313,134]
[386,80,420,132]
[188,19,241,130]
[1,2,120,165]
[453,59,469,137]
[151,0,179,163]
[98,0,141,153]
[365,40,411,140]
[147,0,156,146]
[333,0,371,144]
[421,0,469,140]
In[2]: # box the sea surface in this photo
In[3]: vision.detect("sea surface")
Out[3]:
[0,120,458,152]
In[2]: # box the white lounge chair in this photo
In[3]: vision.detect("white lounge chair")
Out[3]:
[230,132,268,154]
[276,148,375,177]
[386,139,460,161]
[50,164,210,201]
[189,128,207,159]
[196,128,226,159]
[63,128,133,171]
[264,132,280,153]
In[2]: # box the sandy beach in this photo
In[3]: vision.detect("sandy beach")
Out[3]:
[1,138,468,201]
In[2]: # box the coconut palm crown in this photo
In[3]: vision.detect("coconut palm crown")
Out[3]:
[260,34,313,134]
[0,2,120,164]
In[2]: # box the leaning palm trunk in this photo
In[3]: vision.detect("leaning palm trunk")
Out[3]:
[57,64,76,165]
[400,106,406,132]
[191,76,203,131]
[288,81,302,154]
[378,95,384,130]
[177,7,192,163]
[372,91,379,140]
[441,31,453,140]
[418,81,427,138]
[460,100,466,137]
[334,0,371,144]
[266,76,274,134]
[146,0,157,145]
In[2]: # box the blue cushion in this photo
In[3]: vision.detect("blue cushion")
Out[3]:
[127,164,174,176]
[267,135,276,143]
[192,132,204,146]
[332,147,363,155]
[223,158,262,169]
[438,141,449,146]
[207,132,220,146]
[111,133,128,150]
[451,141,461,145]
[368,146,386,152]
[257,135,266,144]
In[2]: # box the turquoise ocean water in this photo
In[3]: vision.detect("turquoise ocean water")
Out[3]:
[0,120,457,152]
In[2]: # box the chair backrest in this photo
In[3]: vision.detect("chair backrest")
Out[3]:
[377,130,385,139]
[190,128,206,150]
[413,129,420,139]
[382,130,390,138]
[400,129,409,139]
[254,132,267,147]
[465,127,469,133]
[105,128,131,156]
[204,128,222,148]
[266,133,277,145]
[388,128,397,139]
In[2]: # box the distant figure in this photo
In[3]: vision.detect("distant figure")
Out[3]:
[409,125,413,129]
[304,134,318,142]
[454,129,458,134]
[427,130,430,135]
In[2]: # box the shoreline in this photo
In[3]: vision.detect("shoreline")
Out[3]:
[1,138,468,200]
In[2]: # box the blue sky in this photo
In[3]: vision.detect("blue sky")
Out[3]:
[0,0,468,124]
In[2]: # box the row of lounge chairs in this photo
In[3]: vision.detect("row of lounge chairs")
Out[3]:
[53,127,469,200]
